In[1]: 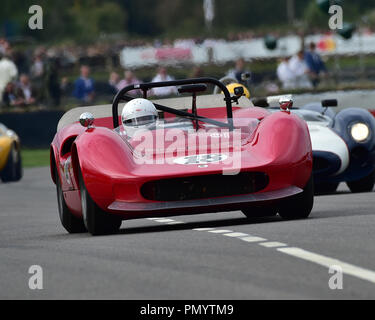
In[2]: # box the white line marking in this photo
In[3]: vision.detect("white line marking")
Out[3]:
[278,247,375,284]
[208,229,233,234]
[164,218,375,286]
[154,219,176,223]
[259,242,287,248]
[193,228,216,231]
[223,232,249,238]
[241,236,268,243]
[148,217,375,286]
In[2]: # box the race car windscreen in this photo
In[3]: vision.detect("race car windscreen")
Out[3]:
[293,110,333,126]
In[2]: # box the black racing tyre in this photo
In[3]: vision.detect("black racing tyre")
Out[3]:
[14,149,22,181]
[278,174,314,220]
[242,206,277,218]
[55,167,86,233]
[1,144,23,182]
[347,171,375,193]
[314,182,339,195]
[78,168,122,236]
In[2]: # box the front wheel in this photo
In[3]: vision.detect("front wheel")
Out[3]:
[278,174,314,220]
[55,167,86,233]
[347,171,375,193]
[79,168,122,236]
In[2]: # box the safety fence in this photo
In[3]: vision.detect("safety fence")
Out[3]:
[0,110,64,148]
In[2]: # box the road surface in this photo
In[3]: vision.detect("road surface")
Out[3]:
[1,167,374,299]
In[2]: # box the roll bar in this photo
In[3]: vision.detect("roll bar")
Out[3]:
[112,77,234,130]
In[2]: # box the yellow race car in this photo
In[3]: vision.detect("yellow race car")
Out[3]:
[0,123,22,182]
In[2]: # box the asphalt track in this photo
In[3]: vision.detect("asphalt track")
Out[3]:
[0,167,374,300]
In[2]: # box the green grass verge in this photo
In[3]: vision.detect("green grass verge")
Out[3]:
[22,149,50,168]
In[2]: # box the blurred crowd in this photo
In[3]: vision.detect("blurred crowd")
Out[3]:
[0,38,64,109]
[0,36,203,109]
[276,42,327,90]
[72,65,180,105]
[0,34,329,111]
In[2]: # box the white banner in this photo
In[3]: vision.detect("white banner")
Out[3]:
[120,32,375,69]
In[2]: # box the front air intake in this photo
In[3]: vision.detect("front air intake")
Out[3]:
[313,151,341,176]
[141,172,269,201]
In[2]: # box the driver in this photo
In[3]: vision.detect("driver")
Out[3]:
[122,98,158,128]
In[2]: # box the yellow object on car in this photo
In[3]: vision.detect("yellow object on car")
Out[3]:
[225,83,251,99]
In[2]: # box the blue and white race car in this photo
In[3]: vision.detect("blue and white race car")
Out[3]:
[254,97,375,194]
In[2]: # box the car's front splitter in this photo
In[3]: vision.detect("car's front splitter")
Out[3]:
[107,186,303,219]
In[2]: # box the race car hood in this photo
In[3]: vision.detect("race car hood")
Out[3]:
[111,124,260,178]
[307,122,349,175]
[126,123,257,163]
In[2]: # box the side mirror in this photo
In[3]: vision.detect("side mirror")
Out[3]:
[322,99,338,107]
[79,112,94,128]
[279,96,293,112]
[178,84,207,94]
[234,86,244,97]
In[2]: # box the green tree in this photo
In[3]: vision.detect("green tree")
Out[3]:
[1,0,375,43]
[69,1,127,42]
[304,0,329,29]
[122,0,161,36]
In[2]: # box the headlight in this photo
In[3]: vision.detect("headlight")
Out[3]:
[6,130,16,138]
[350,123,370,142]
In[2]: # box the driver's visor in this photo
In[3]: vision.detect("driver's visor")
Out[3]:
[123,115,157,126]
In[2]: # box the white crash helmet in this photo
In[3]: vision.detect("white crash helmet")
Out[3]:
[122,98,158,128]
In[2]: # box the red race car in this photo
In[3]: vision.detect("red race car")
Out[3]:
[50,78,313,235]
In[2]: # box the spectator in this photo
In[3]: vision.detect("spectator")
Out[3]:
[277,57,294,90]
[288,50,313,89]
[226,58,251,86]
[30,52,46,101]
[0,52,18,103]
[151,67,177,97]
[13,49,30,75]
[109,71,120,87]
[73,65,95,104]
[61,77,69,93]
[17,74,36,105]
[107,71,120,95]
[0,38,5,55]
[45,58,61,107]
[305,42,327,88]
[30,53,45,79]
[0,38,10,55]
[116,70,141,95]
[2,82,24,107]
